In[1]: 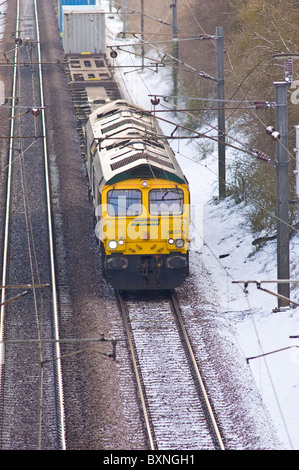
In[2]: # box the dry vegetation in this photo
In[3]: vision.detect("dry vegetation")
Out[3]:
[126,1,299,236]
[224,0,299,235]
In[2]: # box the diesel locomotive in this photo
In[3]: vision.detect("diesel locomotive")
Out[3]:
[84,99,190,290]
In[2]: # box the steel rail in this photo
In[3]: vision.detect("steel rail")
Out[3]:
[116,292,156,450]
[170,292,225,450]
[0,0,20,385]
[0,0,66,450]
[33,0,66,450]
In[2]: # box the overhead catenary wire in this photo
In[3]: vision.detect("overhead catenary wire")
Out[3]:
[107,5,217,81]
[151,102,298,218]
[188,217,294,450]
[246,345,299,363]
[108,40,217,80]
[108,3,286,246]
[0,0,20,361]
[0,0,66,449]
[173,144,293,233]
[232,279,299,308]
[15,7,50,450]
[151,105,275,164]
[225,49,298,166]
[106,5,218,81]
[110,0,172,26]
[106,41,279,165]
[0,0,296,450]
[154,95,299,187]
[108,23,294,227]
[132,32,217,82]
[175,1,295,443]
[107,4,296,232]
[109,35,210,46]
[107,1,295,446]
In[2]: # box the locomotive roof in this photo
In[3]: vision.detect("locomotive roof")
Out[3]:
[85,100,188,188]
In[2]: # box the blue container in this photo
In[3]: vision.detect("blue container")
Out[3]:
[58,0,96,31]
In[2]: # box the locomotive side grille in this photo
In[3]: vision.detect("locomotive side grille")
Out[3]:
[110,153,175,171]
[110,153,144,170]
[102,118,151,134]
[147,155,175,169]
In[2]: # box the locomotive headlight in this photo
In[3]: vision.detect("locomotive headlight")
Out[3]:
[168,238,175,245]
[118,239,125,246]
[108,240,118,250]
[175,238,185,249]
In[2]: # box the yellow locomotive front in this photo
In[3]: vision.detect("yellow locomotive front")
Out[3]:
[85,99,190,290]
[97,177,190,290]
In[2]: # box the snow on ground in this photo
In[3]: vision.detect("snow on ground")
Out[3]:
[103,1,299,450]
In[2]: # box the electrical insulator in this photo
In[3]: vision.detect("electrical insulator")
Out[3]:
[266,126,275,135]
[254,101,268,109]
[31,107,41,116]
[254,149,271,163]
[151,97,160,106]
[199,35,214,40]
[285,58,293,84]
[266,126,280,140]
[110,49,118,59]
[272,131,280,140]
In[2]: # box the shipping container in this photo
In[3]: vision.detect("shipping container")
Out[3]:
[62,6,106,54]
[58,0,96,31]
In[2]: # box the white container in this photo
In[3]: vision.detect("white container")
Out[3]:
[58,1,96,32]
[62,5,106,54]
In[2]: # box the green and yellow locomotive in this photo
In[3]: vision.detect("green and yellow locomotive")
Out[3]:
[84,100,190,290]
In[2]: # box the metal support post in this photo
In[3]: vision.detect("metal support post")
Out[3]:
[275,81,290,307]
[216,26,226,198]
[171,1,178,108]
[141,0,144,68]
[295,124,299,198]
[122,0,126,38]
[171,0,178,44]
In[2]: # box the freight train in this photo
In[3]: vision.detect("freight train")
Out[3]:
[84,99,190,290]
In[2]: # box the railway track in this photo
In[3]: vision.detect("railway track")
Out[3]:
[0,0,65,449]
[0,0,269,451]
[117,290,225,450]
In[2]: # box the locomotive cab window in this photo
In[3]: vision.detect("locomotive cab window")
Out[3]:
[107,189,142,216]
[149,189,184,215]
